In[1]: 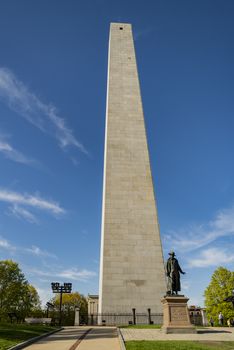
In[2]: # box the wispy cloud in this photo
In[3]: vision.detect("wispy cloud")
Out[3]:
[33,286,51,305]
[188,247,234,268]
[0,189,65,218]
[0,235,56,259]
[0,139,35,165]
[58,268,96,281]
[0,67,88,154]
[28,267,96,282]
[181,280,190,291]
[163,205,234,252]
[188,296,203,307]
[0,236,15,250]
[8,204,38,224]
[133,26,155,41]
[25,245,57,259]
[70,157,80,167]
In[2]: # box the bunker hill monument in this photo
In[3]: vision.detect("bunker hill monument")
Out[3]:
[99,23,166,322]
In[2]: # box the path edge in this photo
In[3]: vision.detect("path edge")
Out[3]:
[117,328,127,350]
[8,327,63,350]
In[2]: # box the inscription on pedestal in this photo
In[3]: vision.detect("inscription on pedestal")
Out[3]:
[170,306,187,324]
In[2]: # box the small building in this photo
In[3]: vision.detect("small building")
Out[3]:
[189,305,208,326]
[87,294,99,325]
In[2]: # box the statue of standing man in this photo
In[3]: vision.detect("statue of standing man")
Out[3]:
[166,251,185,295]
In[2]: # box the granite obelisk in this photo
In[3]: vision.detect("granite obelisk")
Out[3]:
[99,23,166,323]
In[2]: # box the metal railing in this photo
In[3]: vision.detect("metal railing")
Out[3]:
[88,312,163,326]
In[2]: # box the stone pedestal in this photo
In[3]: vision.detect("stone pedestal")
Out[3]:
[161,295,196,334]
[74,307,80,326]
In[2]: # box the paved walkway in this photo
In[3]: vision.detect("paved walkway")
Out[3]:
[77,327,121,350]
[22,326,234,349]
[120,327,234,342]
[24,327,121,350]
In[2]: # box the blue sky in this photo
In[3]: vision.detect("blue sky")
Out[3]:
[0,0,234,307]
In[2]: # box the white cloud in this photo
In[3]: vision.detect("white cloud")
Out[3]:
[25,245,57,259]
[134,26,155,41]
[26,268,51,278]
[9,204,38,224]
[58,268,96,281]
[0,189,65,216]
[28,266,96,282]
[163,205,234,252]
[188,248,234,268]
[34,286,52,306]
[181,280,190,291]
[70,157,80,167]
[0,67,88,154]
[212,207,234,232]
[31,269,97,305]
[0,237,15,250]
[0,236,57,259]
[188,296,204,308]
[0,140,32,164]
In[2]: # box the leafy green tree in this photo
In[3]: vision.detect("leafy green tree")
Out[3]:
[0,260,41,321]
[17,284,41,320]
[50,292,88,326]
[204,266,234,325]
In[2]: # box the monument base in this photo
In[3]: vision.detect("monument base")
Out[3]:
[161,295,197,334]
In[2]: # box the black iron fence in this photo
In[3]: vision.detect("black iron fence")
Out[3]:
[190,314,203,326]
[88,313,204,326]
[88,312,163,326]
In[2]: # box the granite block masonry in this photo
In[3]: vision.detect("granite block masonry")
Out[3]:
[98,23,166,323]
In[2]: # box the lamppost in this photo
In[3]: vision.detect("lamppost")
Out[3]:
[46,302,54,318]
[51,282,72,326]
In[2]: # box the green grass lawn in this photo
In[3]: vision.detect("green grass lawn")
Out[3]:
[0,323,58,350]
[125,340,234,350]
[120,325,162,329]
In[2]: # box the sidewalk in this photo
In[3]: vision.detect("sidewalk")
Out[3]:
[120,327,234,342]
[77,327,121,350]
[24,327,88,350]
[20,326,234,349]
[23,326,121,350]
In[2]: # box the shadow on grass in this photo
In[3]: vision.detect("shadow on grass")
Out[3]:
[0,324,56,340]
[125,340,234,350]
[197,329,232,334]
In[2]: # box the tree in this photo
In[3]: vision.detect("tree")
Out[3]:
[0,260,41,321]
[50,292,88,326]
[16,284,41,320]
[204,266,234,325]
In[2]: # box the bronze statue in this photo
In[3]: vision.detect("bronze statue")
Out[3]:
[166,251,185,295]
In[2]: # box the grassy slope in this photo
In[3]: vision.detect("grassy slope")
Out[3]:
[0,323,58,350]
[125,340,234,350]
